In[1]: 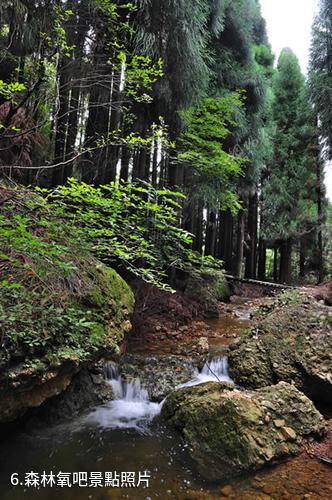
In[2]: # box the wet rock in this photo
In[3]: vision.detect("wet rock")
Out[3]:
[24,366,114,426]
[120,354,196,401]
[180,337,209,366]
[161,381,325,481]
[220,484,234,496]
[307,280,332,306]
[228,292,332,404]
[274,419,285,428]
[0,264,134,426]
[281,426,297,441]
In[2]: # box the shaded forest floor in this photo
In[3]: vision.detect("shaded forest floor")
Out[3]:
[126,279,332,358]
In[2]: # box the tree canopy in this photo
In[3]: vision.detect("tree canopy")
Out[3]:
[0,0,329,285]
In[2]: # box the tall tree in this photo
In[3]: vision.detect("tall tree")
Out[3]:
[309,0,331,282]
[262,49,317,283]
[309,0,332,157]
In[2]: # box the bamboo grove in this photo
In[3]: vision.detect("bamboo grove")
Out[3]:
[0,0,331,284]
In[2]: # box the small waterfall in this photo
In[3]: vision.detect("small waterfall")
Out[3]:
[104,362,150,401]
[86,357,233,431]
[201,356,230,380]
[179,356,233,389]
[85,362,161,431]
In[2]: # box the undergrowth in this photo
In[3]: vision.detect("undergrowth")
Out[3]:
[0,183,132,376]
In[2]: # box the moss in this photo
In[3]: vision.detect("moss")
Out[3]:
[228,294,332,403]
[88,265,134,315]
[214,272,231,302]
[184,269,230,316]
[0,184,134,387]
[162,381,325,481]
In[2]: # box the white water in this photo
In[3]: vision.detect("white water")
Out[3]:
[178,356,233,388]
[85,362,161,431]
[85,357,232,431]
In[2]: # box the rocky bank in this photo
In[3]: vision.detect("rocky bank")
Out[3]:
[162,380,325,481]
[228,291,332,404]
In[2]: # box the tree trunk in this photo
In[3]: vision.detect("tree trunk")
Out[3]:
[63,4,89,181]
[105,73,123,183]
[233,210,245,277]
[219,210,233,272]
[151,140,158,187]
[245,192,258,279]
[279,238,292,283]
[167,160,178,187]
[119,146,130,181]
[273,245,279,282]
[257,238,267,281]
[316,160,324,283]
[299,239,305,278]
[81,26,113,183]
[193,200,204,253]
[158,153,169,188]
[205,210,217,256]
[53,57,71,185]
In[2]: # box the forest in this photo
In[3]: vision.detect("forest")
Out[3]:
[0,0,330,286]
[0,1,332,499]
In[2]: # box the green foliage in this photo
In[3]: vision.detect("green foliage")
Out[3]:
[0,285,100,354]
[45,178,201,290]
[178,94,244,212]
[0,80,26,102]
[0,183,134,373]
[262,49,318,241]
[40,5,74,56]
[309,0,332,158]
[121,55,164,102]
[253,44,275,79]
[134,0,212,125]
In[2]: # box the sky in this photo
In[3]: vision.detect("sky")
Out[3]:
[260,0,332,201]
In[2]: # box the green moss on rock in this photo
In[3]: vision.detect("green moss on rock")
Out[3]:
[0,184,134,423]
[228,292,332,404]
[183,269,230,317]
[162,381,325,481]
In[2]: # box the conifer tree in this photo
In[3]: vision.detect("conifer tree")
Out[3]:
[262,49,317,283]
[309,0,332,157]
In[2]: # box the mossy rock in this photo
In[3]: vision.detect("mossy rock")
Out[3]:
[0,261,134,424]
[228,292,332,404]
[0,182,135,424]
[120,353,196,402]
[183,269,230,317]
[161,381,325,481]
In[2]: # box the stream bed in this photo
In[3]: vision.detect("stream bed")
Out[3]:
[0,314,331,500]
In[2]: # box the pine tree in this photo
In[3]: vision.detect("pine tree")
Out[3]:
[262,49,318,283]
[309,0,332,157]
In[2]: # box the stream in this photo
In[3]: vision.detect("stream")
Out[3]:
[0,315,331,500]
[0,357,232,500]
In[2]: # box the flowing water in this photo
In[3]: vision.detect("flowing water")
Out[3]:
[0,318,331,500]
[84,362,162,431]
[84,356,231,432]
[0,356,232,500]
[178,356,232,388]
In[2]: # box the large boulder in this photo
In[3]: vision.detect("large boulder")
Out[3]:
[0,264,134,425]
[228,292,332,404]
[18,365,115,428]
[0,183,135,425]
[161,381,325,481]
